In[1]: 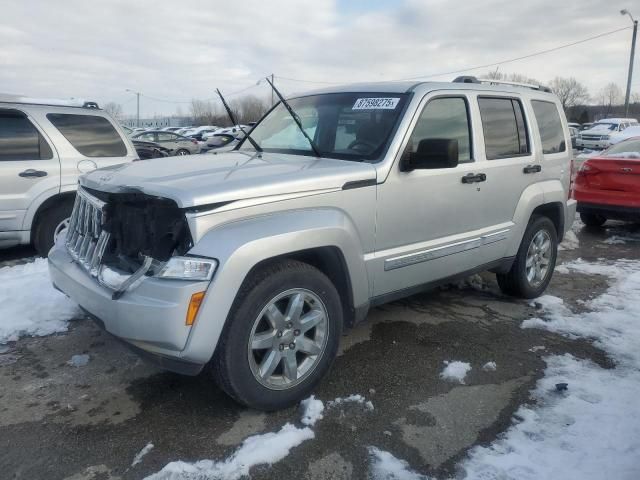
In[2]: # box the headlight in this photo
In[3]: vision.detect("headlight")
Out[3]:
[157,256,217,281]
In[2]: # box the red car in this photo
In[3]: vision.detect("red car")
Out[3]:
[572,138,640,227]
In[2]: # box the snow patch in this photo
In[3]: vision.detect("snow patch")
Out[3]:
[439,361,471,384]
[0,259,80,343]
[460,259,640,479]
[300,395,324,426]
[67,354,90,367]
[558,230,579,251]
[368,447,429,480]
[145,423,314,480]
[132,442,154,467]
[327,394,374,411]
[482,361,497,371]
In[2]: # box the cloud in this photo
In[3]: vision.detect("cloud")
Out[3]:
[1,0,636,116]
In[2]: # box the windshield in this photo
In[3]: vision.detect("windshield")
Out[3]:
[240,92,409,161]
[591,123,616,131]
[604,139,640,158]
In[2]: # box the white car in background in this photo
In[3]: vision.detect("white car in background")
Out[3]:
[576,118,639,150]
[608,125,640,145]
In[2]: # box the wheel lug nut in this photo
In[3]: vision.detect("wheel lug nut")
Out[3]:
[286,322,293,329]
[279,344,285,351]
[277,331,283,338]
[294,329,300,336]
[289,342,296,349]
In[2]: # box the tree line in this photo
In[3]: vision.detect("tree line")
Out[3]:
[484,71,639,122]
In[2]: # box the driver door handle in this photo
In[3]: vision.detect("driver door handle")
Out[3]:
[19,169,48,178]
[461,173,487,184]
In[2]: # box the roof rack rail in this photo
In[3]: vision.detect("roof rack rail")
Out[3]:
[452,76,553,93]
[0,94,101,109]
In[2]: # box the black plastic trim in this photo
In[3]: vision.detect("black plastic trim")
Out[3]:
[342,179,377,190]
[183,201,235,214]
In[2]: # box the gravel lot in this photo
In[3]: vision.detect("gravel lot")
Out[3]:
[1,219,638,480]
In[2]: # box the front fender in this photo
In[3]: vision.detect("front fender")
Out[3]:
[182,208,369,364]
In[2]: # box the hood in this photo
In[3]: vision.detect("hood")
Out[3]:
[582,124,615,135]
[80,151,377,208]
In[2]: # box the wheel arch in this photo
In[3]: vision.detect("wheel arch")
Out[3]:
[29,191,76,241]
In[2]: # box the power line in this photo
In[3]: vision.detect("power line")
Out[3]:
[273,25,633,85]
[395,25,634,81]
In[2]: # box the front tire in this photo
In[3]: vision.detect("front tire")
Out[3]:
[212,260,343,411]
[175,149,190,156]
[497,215,558,299]
[33,200,74,257]
[580,212,606,227]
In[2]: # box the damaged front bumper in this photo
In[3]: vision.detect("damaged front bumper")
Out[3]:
[48,234,210,374]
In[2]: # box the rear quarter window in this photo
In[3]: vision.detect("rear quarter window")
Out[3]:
[531,101,566,154]
[47,113,127,157]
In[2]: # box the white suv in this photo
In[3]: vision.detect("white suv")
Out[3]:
[576,117,639,150]
[0,95,137,255]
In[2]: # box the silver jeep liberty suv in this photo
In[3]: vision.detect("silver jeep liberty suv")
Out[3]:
[49,77,576,410]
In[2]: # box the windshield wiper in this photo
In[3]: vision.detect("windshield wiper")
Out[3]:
[265,76,321,157]
[215,88,262,152]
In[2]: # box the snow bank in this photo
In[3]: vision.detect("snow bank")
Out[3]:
[132,442,154,467]
[300,395,324,426]
[0,259,80,343]
[460,259,640,479]
[439,361,471,384]
[145,423,314,480]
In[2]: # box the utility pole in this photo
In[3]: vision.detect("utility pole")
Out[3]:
[621,9,638,117]
[270,74,275,106]
[126,89,141,127]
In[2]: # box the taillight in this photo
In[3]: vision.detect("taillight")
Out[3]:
[578,163,600,175]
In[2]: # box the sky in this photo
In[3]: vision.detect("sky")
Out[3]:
[1,0,638,118]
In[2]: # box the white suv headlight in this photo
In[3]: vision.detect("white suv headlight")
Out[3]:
[157,256,217,281]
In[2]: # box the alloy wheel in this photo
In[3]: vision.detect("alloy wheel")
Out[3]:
[526,230,552,287]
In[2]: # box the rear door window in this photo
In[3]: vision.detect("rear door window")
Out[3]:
[478,97,530,159]
[47,113,127,157]
[0,109,53,161]
[531,100,566,154]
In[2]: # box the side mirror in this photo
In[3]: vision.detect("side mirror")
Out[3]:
[401,138,459,171]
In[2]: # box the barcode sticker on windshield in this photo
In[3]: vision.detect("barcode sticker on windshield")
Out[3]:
[352,97,400,110]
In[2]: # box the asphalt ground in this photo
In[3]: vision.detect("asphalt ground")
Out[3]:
[1,219,638,479]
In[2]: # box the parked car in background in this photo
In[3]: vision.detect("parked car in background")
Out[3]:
[161,127,183,132]
[187,128,219,141]
[573,138,640,226]
[580,123,593,130]
[608,125,640,145]
[201,133,239,152]
[568,122,581,129]
[132,139,171,159]
[49,77,575,410]
[569,127,578,148]
[132,130,201,155]
[0,94,137,255]
[576,118,639,150]
[121,125,134,136]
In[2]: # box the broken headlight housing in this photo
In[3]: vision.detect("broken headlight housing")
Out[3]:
[157,256,217,281]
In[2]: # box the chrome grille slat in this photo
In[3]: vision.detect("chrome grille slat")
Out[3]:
[65,188,109,278]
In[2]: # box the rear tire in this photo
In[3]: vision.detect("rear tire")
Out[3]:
[211,260,343,411]
[580,212,606,227]
[175,149,190,156]
[33,199,74,257]
[497,215,558,299]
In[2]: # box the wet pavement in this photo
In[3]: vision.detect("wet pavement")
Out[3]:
[1,219,638,479]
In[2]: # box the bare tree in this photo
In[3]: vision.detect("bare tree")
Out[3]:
[483,71,542,86]
[190,99,218,125]
[549,77,590,110]
[231,95,270,124]
[103,102,123,120]
[596,83,623,117]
